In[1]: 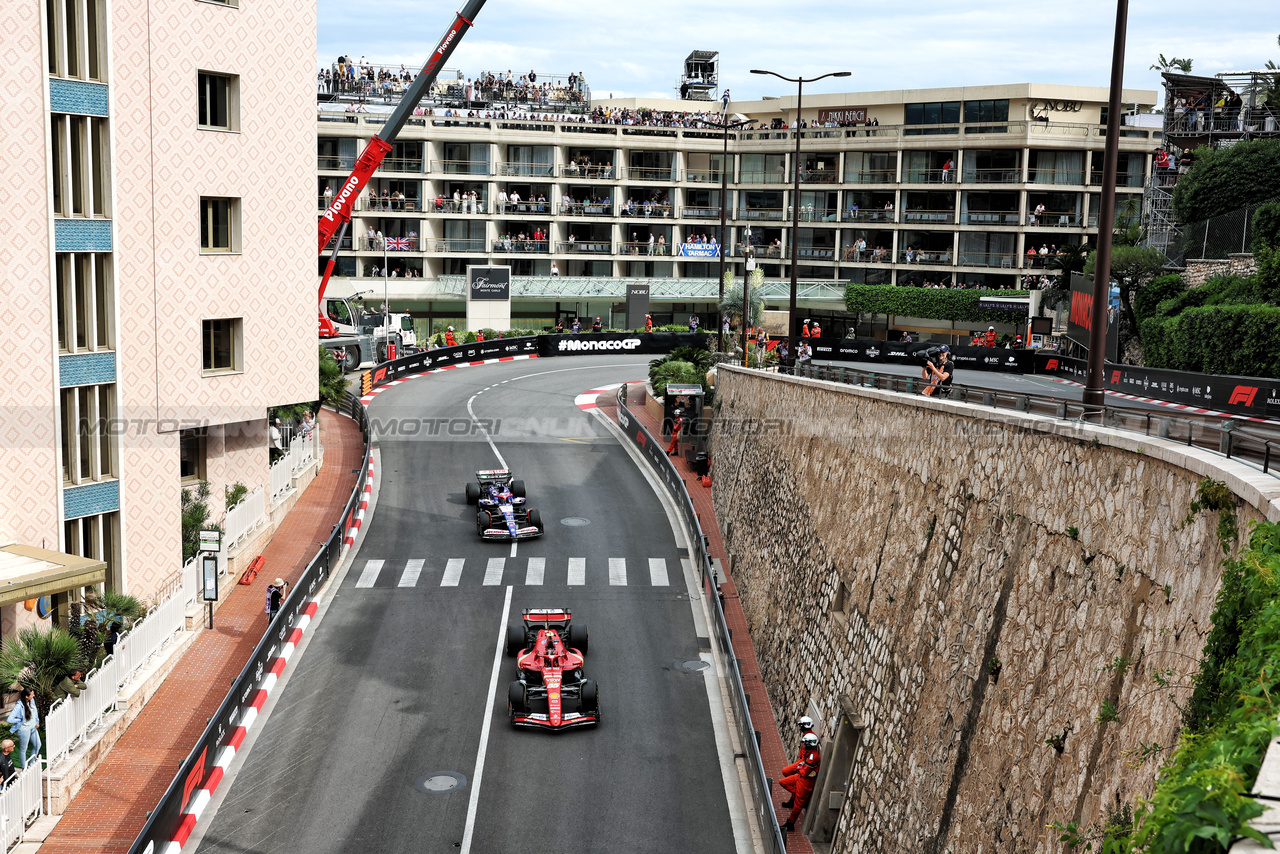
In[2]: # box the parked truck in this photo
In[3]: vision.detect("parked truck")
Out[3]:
[321,293,418,372]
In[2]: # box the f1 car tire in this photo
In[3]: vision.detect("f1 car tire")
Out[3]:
[506,621,526,657]
[465,482,480,505]
[568,623,589,654]
[529,509,543,531]
[510,479,526,498]
[477,510,492,533]
[580,679,598,714]
[508,680,527,715]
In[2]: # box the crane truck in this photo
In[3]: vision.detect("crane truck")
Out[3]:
[317,0,487,371]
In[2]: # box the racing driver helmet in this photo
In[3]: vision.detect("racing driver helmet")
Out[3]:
[802,732,819,747]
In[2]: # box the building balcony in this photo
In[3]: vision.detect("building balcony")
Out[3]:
[685,169,729,184]
[619,241,674,256]
[559,163,617,179]
[960,210,1020,225]
[845,170,896,184]
[498,163,556,178]
[798,169,840,184]
[427,198,490,215]
[681,206,722,219]
[902,169,950,184]
[625,167,675,181]
[899,249,954,264]
[959,251,1021,268]
[555,202,616,217]
[839,247,893,263]
[557,240,613,254]
[794,246,836,260]
[732,245,784,259]
[1029,169,1085,185]
[1028,211,1085,228]
[430,160,495,176]
[736,208,785,221]
[738,170,789,185]
[382,157,426,174]
[959,168,1021,184]
[901,209,956,225]
[618,202,673,218]
[426,238,487,252]
[359,237,421,251]
[492,238,550,253]
[796,207,840,223]
[841,209,897,224]
[496,200,553,215]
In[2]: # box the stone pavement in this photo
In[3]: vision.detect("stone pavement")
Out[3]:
[600,385,814,854]
[38,408,363,854]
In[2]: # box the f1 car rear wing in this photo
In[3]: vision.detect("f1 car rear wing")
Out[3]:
[476,469,513,483]
[523,608,571,627]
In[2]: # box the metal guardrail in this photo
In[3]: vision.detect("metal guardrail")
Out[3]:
[794,363,1279,477]
[614,388,787,854]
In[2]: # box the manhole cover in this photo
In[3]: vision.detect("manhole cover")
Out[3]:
[560,517,591,527]
[414,771,467,794]
[675,659,710,673]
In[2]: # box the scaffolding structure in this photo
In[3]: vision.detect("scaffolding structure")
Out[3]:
[678,51,719,102]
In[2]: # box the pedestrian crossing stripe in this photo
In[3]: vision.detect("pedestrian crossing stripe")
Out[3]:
[351,557,672,587]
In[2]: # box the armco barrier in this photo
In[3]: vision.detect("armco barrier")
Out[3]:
[614,391,787,854]
[811,336,1037,373]
[127,393,370,854]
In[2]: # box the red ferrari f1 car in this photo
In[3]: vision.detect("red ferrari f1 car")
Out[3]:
[506,609,599,731]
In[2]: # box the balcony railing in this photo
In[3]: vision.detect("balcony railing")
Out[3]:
[492,238,550,253]
[736,208,785,221]
[496,200,553,215]
[626,166,675,181]
[961,211,1020,225]
[840,247,892,263]
[619,241,673,256]
[798,169,840,184]
[360,195,423,212]
[557,240,613,253]
[959,251,1022,268]
[428,198,490,214]
[681,206,722,219]
[685,169,729,184]
[1029,169,1085,185]
[738,170,789,184]
[559,163,617,179]
[899,249,954,264]
[360,237,420,251]
[902,169,951,184]
[794,246,835,260]
[841,209,897,223]
[1089,171,1145,188]
[845,170,896,184]
[960,168,1021,184]
[499,163,555,178]
[901,209,956,224]
[556,202,615,217]
[318,156,357,171]
[732,245,785,259]
[430,159,495,176]
[619,202,672,218]
[795,207,840,223]
[426,238,487,252]
[1028,211,1084,228]
[381,157,425,174]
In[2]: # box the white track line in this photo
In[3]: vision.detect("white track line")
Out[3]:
[399,559,424,587]
[460,585,514,854]
[525,557,545,586]
[484,557,506,586]
[609,557,627,586]
[649,557,669,586]
[567,557,586,586]
[355,559,384,588]
[442,558,465,587]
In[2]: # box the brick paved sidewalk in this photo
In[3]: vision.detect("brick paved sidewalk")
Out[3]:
[39,408,363,854]
[600,386,813,854]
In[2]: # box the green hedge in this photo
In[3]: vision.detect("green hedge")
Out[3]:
[1140,303,1280,378]
[844,284,1030,323]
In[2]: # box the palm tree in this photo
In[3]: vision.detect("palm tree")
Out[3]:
[1044,243,1088,309]
[1150,54,1194,73]
[0,626,83,723]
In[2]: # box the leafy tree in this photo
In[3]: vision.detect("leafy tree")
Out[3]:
[0,626,84,723]
[650,361,707,397]
[1252,201,1280,252]
[318,346,350,409]
[649,345,712,382]
[1172,138,1280,224]
[1132,273,1187,322]
[718,269,765,329]
[1044,243,1089,309]
[181,481,220,563]
[1150,54,1194,73]
[1084,245,1168,357]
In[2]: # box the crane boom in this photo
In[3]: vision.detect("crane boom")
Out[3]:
[317,0,486,258]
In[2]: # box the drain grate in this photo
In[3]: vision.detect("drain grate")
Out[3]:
[414,771,467,795]
[675,658,711,673]
[559,517,591,527]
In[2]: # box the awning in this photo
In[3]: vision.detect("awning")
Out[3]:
[0,544,108,608]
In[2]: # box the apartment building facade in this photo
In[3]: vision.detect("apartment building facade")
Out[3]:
[317,81,1158,324]
[0,0,316,633]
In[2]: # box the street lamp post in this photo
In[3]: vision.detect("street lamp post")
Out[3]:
[716,112,751,351]
[751,68,850,364]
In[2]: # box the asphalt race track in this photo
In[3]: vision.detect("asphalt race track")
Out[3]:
[193,355,742,854]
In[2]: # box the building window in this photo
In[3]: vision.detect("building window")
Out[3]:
[55,253,113,352]
[179,429,207,482]
[963,99,1010,124]
[202,318,243,374]
[904,101,961,126]
[46,0,106,81]
[64,512,120,590]
[198,71,240,131]
[51,115,111,218]
[59,383,115,484]
[199,197,240,252]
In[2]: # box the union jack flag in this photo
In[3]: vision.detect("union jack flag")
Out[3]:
[386,237,410,251]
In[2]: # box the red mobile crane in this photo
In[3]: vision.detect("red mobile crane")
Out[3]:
[317,0,487,354]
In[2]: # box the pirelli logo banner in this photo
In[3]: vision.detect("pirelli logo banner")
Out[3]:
[1034,353,1280,418]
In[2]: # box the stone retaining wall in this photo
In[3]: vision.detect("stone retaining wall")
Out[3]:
[1181,253,1257,287]
[711,366,1278,853]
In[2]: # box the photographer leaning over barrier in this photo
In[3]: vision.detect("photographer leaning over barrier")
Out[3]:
[921,345,954,397]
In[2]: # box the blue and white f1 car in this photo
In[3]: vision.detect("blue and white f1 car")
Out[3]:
[465,469,545,541]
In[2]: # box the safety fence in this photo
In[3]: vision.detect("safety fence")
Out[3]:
[0,760,45,852]
[128,393,370,854]
[1163,195,1280,266]
[270,430,320,505]
[44,590,188,766]
[614,389,787,854]
[224,486,266,552]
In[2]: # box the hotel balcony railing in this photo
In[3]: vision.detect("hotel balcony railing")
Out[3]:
[901,209,957,224]
[960,168,1021,184]
[841,209,897,223]
[794,246,836,260]
[1028,211,1085,227]
[427,198,490,214]
[430,159,495,176]
[1088,171,1146,188]
[839,247,891,263]
[318,156,357,171]
[736,208,786,221]
[618,203,673,218]
[685,169,729,184]
[798,169,840,184]
[625,166,676,181]
[795,207,840,223]
[359,237,419,251]
[425,238,487,252]
[738,170,789,185]
[492,239,550,253]
[355,195,424,212]
[557,240,613,254]
[381,157,426,174]
[960,210,1021,225]
[958,251,1022,268]
[844,170,896,184]
[902,169,952,184]
[559,163,617,179]
[495,200,552,214]
[556,202,616,217]
[619,241,674,256]
[899,249,954,264]
[499,163,556,178]
[1029,169,1085,185]
[681,206,722,219]
[732,245,785,259]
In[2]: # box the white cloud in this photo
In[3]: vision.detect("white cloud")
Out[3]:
[319,0,1279,102]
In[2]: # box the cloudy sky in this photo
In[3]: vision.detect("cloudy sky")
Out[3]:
[318,1,1278,102]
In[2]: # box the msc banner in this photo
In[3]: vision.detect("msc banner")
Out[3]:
[1035,353,1280,418]
[676,243,721,258]
[539,331,710,357]
[810,337,1037,373]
